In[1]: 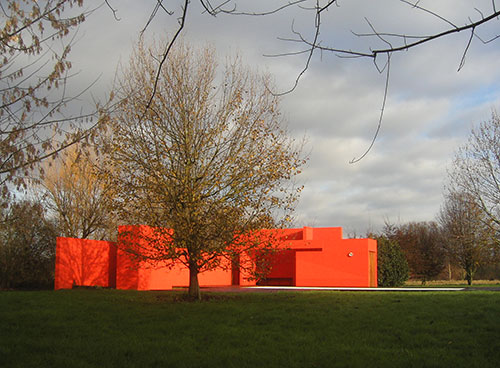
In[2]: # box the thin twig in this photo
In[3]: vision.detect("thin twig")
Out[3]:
[104,0,120,21]
[318,0,338,13]
[458,27,475,72]
[143,0,189,114]
[350,54,391,164]
[274,4,321,96]
[142,0,173,35]
[475,33,500,43]
[400,0,457,29]
[217,0,307,16]
[263,49,312,58]
[370,9,500,56]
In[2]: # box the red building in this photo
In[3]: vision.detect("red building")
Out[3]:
[54,226,377,290]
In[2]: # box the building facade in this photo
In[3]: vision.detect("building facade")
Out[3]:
[55,226,377,290]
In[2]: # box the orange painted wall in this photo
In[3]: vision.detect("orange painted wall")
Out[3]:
[261,227,377,287]
[295,238,377,287]
[54,226,377,290]
[116,225,232,290]
[115,252,233,290]
[54,237,116,290]
[259,249,296,285]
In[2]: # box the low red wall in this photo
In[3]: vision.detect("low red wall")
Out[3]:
[115,250,233,290]
[116,225,234,290]
[54,237,116,290]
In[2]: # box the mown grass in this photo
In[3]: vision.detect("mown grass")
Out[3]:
[1,289,499,367]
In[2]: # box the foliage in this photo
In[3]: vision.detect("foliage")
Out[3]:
[42,144,117,240]
[0,200,56,289]
[0,0,99,194]
[475,262,500,281]
[376,235,409,287]
[384,222,445,284]
[438,191,496,285]
[104,39,306,298]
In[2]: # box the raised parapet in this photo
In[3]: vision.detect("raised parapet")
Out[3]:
[303,226,313,240]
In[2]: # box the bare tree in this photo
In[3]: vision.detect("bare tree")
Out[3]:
[384,221,445,284]
[104,39,306,299]
[41,143,117,240]
[450,112,500,231]
[0,0,106,195]
[0,200,57,289]
[438,191,495,285]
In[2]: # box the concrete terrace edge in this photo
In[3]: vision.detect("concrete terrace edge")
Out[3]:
[243,286,466,292]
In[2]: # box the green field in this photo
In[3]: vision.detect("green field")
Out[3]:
[1,289,499,367]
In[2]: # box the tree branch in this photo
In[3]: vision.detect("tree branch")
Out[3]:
[143,0,189,114]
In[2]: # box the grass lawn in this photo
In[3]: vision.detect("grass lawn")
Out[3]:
[1,289,499,367]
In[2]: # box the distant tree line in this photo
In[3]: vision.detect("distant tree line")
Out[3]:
[376,113,500,286]
[375,217,499,286]
[2,112,500,288]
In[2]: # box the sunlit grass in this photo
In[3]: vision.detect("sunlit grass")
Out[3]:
[1,289,499,367]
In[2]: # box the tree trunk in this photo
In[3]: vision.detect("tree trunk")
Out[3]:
[465,269,473,285]
[188,261,201,300]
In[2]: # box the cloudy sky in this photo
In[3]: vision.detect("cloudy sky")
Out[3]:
[68,0,500,236]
